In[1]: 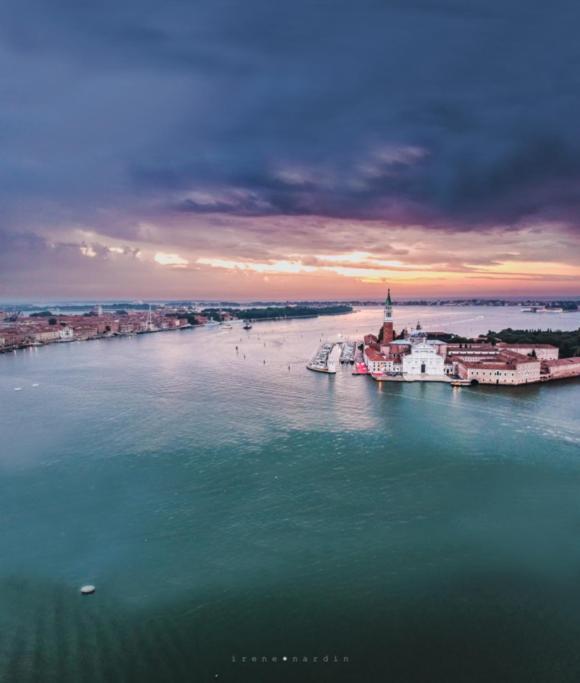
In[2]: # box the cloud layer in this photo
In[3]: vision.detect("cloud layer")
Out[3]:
[0,0,579,298]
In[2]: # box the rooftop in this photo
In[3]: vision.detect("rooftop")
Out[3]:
[543,357,580,366]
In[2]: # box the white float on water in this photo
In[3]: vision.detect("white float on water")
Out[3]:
[80,585,96,595]
[14,387,22,391]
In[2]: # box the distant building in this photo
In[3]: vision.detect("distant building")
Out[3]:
[31,328,62,344]
[59,325,74,341]
[541,357,580,380]
[453,351,541,385]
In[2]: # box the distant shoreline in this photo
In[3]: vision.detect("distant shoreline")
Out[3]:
[1,300,579,316]
[0,307,354,355]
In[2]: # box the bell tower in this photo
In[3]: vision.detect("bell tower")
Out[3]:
[382,288,394,343]
[384,288,393,322]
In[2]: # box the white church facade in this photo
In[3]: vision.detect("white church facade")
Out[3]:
[401,340,445,376]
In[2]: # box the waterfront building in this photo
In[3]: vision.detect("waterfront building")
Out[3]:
[31,329,62,344]
[453,351,541,385]
[59,325,75,341]
[364,346,401,374]
[541,357,580,380]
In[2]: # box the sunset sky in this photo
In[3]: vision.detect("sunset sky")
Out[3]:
[1,0,579,300]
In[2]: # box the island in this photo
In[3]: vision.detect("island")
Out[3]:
[308,289,580,386]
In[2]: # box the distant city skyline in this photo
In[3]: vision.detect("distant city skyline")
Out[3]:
[2,293,580,306]
[1,0,579,299]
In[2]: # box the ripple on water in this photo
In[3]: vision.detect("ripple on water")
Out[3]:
[1,309,580,681]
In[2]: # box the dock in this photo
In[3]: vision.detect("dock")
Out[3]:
[372,374,455,383]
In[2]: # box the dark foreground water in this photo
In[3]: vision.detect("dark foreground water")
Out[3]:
[1,307,579,683]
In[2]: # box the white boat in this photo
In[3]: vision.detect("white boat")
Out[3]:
[307,362,337,374]
[522,306,563,313]
[243,321,253,330]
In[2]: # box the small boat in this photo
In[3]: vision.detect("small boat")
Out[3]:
[522,306,563,313]
[306,363,336,374]
[243,321,253,330]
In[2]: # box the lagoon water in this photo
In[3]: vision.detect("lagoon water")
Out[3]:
[1,306,580,682]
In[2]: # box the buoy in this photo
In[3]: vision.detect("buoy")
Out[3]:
[80,585,96,595]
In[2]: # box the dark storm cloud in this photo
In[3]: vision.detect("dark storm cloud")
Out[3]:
[1,0,580,252]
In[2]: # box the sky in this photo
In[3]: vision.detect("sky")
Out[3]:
[1,0,579,301]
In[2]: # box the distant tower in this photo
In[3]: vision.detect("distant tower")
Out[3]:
[410,320,427,344]
[146,304,155,331]
[381,288,394,343]
[384,288,393,322]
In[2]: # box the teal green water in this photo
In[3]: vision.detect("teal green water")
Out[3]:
[1,307,580,682]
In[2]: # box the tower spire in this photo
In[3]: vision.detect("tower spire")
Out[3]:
[384,287,393,322]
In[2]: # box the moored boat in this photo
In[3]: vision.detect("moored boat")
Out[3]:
[306,342,337,374]
[306,362,337,374]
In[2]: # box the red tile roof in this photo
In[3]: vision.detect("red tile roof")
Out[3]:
[365,348,386,361]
